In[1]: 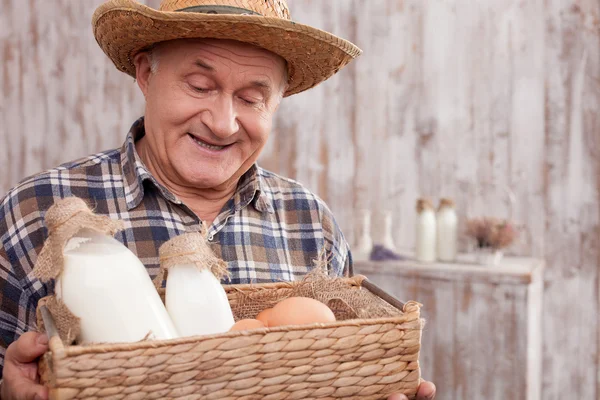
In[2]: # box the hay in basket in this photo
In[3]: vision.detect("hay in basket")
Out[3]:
[36,256,424,400]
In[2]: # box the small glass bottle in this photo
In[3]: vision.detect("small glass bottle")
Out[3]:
[415,199,436,263]
[436,198,458,262]
[381,210,396,251]
[161,232,235,337]
[353,209,373,261]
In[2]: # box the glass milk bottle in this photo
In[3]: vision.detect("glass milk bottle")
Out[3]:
[436,198,458,262]
[381,210,396,251]
[415,199,436,263]
[353,209,374,261]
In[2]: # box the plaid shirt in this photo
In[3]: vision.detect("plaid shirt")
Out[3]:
[0,117,351,376]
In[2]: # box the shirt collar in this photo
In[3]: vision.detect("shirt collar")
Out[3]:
[120,117,274,214]
[234,163,275,214]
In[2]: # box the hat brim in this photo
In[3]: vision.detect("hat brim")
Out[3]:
[93,1,362,96]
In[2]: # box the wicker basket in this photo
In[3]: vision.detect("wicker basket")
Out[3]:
[37,275,423,400]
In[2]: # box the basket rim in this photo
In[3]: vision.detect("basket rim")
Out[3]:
[48,310,422,358]
[222,274,367,292]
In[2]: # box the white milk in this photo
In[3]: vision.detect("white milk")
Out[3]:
[353,209,373,261]
[436,200,458,262]
[415,200,437,263]
[381,210,396,251]
[56,229,179,343]
[166,264,235,337]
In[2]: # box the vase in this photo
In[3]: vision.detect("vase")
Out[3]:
[476,248,503,266]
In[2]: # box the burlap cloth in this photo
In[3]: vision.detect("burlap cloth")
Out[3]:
[154,229,230,290]
[231,249,403,321]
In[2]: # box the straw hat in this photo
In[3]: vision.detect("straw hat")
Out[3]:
[92,0,362,96]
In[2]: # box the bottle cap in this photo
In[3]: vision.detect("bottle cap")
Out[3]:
[438,198,455,210]
[416,198,434,213]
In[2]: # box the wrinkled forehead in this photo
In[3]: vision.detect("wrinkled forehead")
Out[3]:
[153,38,285,66]
[148,38,289,83]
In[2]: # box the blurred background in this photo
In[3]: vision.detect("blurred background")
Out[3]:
[1,0,599,399]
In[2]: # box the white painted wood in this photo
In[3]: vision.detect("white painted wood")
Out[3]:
[527,265,543,400]
[542,1,600,399]
[264,2,599,398]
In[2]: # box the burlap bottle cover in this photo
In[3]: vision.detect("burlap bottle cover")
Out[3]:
[33,197,125,343]
[154,228,230,290]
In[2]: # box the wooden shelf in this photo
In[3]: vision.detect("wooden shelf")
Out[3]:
[354,255,544,285]
[354,255,545,400]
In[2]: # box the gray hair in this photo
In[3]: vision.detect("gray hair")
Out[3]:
[147,44,160,75]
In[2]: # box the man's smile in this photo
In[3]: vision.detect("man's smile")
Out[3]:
[187,133,232,152]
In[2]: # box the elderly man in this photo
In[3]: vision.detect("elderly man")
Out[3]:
[0,1,436,399]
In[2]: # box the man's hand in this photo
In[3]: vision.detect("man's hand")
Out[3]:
[387,380,436,400]
[1,332,49,400]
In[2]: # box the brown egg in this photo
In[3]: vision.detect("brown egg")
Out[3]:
[269,297,336,327]
[256,308,274,327]
[229,319,266,331]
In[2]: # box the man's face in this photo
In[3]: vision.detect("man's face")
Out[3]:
[136,39,287,190]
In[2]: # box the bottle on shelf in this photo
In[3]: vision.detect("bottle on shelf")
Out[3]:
[353,209,374,261]
[436,198,458,262]
[381,210,396,251]
[415,198,436,263]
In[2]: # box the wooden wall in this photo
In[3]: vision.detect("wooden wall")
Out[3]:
[1,1,599,399]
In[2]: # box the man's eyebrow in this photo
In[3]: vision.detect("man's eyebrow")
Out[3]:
[194,58,274,95]
[250,80,273,95]
[194,59,215,71]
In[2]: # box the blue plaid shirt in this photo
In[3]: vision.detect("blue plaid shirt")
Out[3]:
[0,117,351,376]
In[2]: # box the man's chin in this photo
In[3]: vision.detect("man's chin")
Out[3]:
[182,172,233,190]
[174,162,240,189]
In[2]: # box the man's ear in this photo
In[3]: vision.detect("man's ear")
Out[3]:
[133,52,152,97]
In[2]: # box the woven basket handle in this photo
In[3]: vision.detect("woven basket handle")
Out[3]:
[362,279,406,311]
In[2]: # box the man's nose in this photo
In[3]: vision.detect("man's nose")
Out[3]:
[204,94,240,138]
